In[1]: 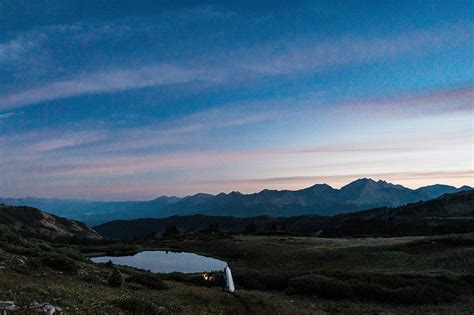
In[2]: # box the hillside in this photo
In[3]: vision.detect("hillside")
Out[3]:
[319,190,474,237]
[0,204,101,240]
[95,215,327,240]
[96,191,474,240]
[2,179,471,225]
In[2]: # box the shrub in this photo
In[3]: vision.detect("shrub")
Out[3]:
[233,270,288,290]
[26,257,41,269]
[41,254,79,272]
[38,243,52,252]
[79,272,101,284]
[108,267,123,287]
[237,277,265,290]
[288,274,353,299]
[160,272,202,285]
[1,238,44,257]
[56,247,85,262]
[126,273,168,290]
[460,273,474,286]
[287,272,466,304]
[113,298,160,315]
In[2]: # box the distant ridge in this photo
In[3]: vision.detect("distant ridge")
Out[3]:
[95,191,474,240]
[1,179,472,226]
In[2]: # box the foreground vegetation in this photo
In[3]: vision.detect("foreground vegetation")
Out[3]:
[1,223,473,313]
[148,233,474,303]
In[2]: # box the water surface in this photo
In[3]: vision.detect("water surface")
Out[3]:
[91,250,227,273]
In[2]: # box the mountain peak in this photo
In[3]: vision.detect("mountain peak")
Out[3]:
[341,178,376,190]
[307,183,334,189]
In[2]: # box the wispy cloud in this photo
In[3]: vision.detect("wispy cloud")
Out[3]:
[27,132,106,152]
[331,86,474,119]
[5,127,469,179]
[0,37,40,63]
[228,22,473,76]
[2,125,471,199]
[1,85,471,157]
[1,4,472,199]
[0,111,22,120]
[0,63,224,110]
[1,19,471,110]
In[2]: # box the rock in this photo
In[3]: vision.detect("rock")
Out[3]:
[0,301,19,312]
[29,301,58,314]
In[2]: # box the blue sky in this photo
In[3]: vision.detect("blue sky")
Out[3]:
[0,0,473,199]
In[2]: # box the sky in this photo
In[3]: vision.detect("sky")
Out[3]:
[0,0,473,200]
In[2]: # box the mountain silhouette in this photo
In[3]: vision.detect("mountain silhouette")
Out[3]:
[1,179,471,225]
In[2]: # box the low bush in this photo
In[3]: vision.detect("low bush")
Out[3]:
[79,271,102,284]
[126,272,168,290]
[159,272,202,285]
[113,298,160,315]
[288,272,467,304]
[288,274,352,299]
[40,254,79,272]
[2,240,44,257]
[38,243,53,252]
[233,270,289,290]
[55,247,85,262]
[108,267,123,287]
[460,273,474,286]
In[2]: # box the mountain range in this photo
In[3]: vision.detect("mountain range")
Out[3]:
[1,178,472,226]
[96,191,474,240]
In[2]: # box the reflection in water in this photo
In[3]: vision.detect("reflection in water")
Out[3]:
[91,251,227,273]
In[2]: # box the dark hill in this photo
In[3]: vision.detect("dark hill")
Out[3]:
[95,214,327,241]
[0,204,101,240]
[319,191,474,237]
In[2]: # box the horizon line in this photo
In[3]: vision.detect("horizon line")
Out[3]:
[2,176,472,202]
